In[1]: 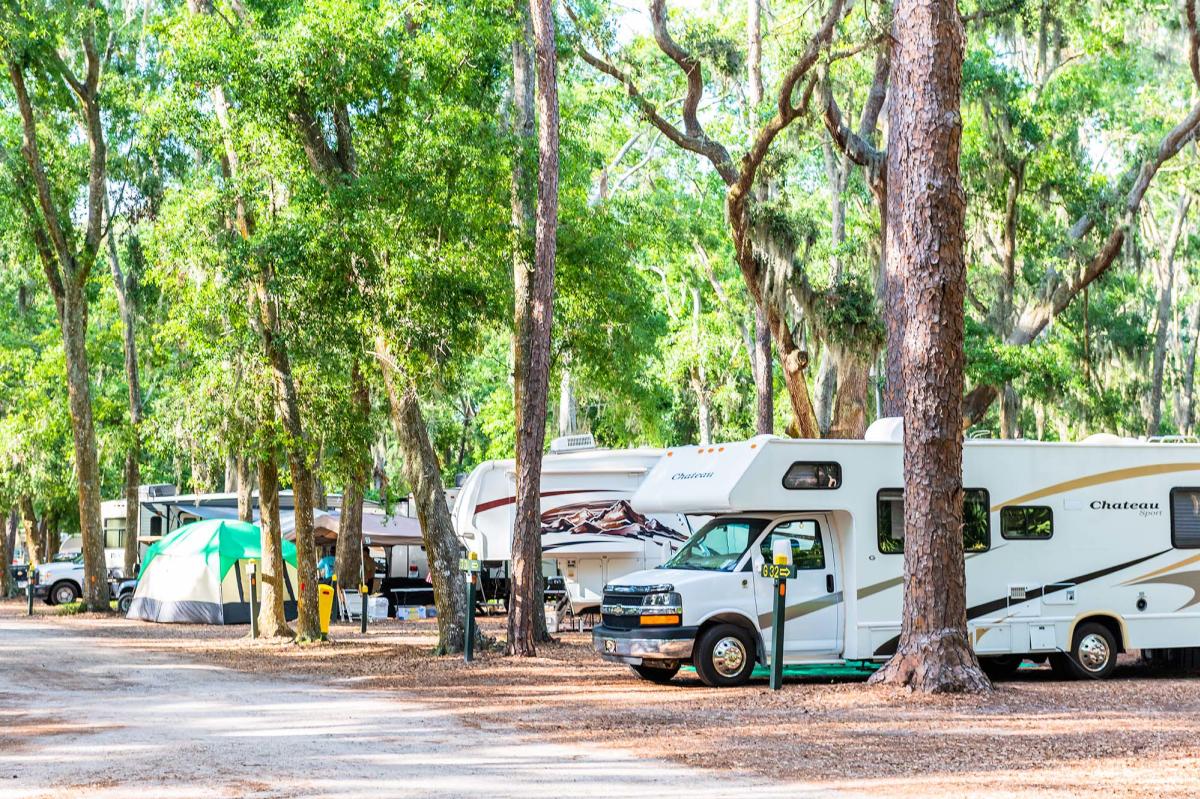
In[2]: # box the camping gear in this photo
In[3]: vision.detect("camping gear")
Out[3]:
[127,519,298,624]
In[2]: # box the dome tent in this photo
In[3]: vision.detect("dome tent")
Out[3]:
[127,519,298,624]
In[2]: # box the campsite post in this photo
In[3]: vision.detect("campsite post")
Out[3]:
[461,551,480,663]
[248,562,259,639]
[360,535,370,634]
[760,539,794,691]
[27,578,33,616]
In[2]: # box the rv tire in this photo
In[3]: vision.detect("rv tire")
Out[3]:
[630,662,680,684]
[694,623,755,687]
[1065,623,1118,679]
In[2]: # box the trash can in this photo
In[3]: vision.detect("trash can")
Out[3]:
[318,584,334,635]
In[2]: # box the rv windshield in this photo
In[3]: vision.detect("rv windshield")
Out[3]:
[661,518,768,572]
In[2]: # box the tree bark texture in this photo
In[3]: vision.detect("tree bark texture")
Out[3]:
[753,307,774,434]
[236,455,255,523]
[509,0,560,656]
[18,497,44,569]
[256,452,294,638]
[334,361,370,589]
[376,337,476,654]
[867,0,990,693]
[0,509,14,596]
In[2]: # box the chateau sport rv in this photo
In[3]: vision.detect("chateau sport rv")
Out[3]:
[594,418,1200,686]
[452,435,690,615]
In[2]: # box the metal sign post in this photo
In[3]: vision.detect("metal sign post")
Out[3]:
[248,561,259,640]
[27,578,33,616]
[360,536,371,634]
[460,552,481,663]
[760,542,796,691]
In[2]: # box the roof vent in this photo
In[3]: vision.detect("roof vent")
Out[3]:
[864,417,903,443]
[549,433,597,454]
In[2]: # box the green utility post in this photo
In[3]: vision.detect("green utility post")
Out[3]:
[248,562,259,639]
[27,574,33,616]
[759,545,796,691]
[461,551,481,663]
[360,535,371,634]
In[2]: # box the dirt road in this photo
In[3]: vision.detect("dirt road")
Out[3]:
[0,616,860,799]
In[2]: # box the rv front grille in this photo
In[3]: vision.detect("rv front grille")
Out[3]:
[601,591,648,630]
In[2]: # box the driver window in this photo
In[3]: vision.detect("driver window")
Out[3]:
[759,520,825,570]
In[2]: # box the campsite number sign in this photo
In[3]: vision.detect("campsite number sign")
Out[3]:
[759,563,796,580]
[459,557,481,573]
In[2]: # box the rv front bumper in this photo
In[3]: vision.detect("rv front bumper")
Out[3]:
[593,624,697,665]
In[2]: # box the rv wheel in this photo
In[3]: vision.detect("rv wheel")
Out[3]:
[1065,623,1118,679]
[694,623,755,688]
[630,662,680,684]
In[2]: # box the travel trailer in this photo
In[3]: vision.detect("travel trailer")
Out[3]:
[452,435,691,615]
[595,418,1200,686]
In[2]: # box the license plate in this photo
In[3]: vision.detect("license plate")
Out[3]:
[603,639,616,653]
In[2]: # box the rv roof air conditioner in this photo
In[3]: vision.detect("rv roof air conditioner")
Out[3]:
[549,433,597,454]
[864,417,903,443]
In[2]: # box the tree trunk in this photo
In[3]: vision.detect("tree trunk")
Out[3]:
[508,0,560,657]
[60,281,109,611]
[557,369,578,436]
[18,497,44,569]
[43,513,60,561]
[868,0,989,693]
[753,308,774,434]
[334,361,370,589]
[1,508,15,596]
[377,337,476,655]
[1000,383,1020,439]
[1146,191,1191,436]
[256,452,294,639]
[105,213,143,579]
[830,350,870,438]
[236,455,255,523]
[814,349,837,436]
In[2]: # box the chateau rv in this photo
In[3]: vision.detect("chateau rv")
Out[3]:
[595,418,1200,686]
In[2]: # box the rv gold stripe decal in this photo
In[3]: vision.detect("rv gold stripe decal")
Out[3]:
[757,591,843,629]
[1120,551,1200,585]
[857,577,903,601]
[871,549,1170,657]
[990,463,1200,512]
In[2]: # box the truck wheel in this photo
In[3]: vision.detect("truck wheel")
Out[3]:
[1064,623,1118,679]
[979,654,1023,680]
[51,581,79,605]
[693,623,755,687]
[117,593,133,614]
[629,662,680,684]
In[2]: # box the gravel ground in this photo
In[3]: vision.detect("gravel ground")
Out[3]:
[3,599,1200,797]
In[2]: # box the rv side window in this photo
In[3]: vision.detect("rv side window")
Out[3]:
[782,462,842,490]
[1171,488,1200,548]
[1001,506,1053,540]
[877,488,991,553]
[760,520,825,569]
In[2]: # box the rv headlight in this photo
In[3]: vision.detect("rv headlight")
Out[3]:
[642,591,682,610]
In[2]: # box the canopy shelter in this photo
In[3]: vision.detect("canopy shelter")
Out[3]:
[295,510,425,548]
[127,519,298,624]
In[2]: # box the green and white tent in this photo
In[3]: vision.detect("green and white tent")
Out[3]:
[127,519,299,624]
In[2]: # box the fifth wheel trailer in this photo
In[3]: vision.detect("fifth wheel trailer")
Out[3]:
[595,418,1200,686]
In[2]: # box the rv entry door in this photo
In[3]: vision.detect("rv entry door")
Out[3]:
[751,516,842,660]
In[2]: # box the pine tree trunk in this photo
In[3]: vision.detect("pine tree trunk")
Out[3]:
[868,0,990,693]
[509,0,560,656]
[377,340,476,654]
[334,362,370,588]
[256,452,294,639]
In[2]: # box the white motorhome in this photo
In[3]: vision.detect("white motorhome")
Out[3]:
[595,419,1200,686]
[452,435,691,613]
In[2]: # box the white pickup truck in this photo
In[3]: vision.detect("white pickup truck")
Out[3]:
[31,556,137,612]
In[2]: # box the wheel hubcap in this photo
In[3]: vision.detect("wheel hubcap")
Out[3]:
[1077,633,1111,672]
[711,636,747,677]
[55,587,74,603]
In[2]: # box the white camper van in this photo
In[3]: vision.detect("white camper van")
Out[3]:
[595,419,1200,686]
[452,435,690,614]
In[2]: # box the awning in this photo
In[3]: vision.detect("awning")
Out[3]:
[296,509,425,548]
